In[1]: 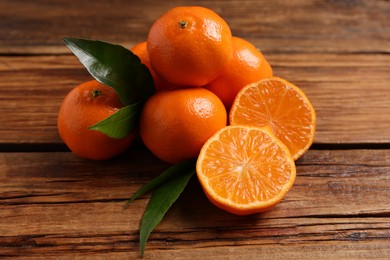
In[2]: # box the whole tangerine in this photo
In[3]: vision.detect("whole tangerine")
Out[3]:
[58,80,135,160]
[140,88,227,164]
[206,36,273,110]
[147,6,233,87]
[131,41,182,92]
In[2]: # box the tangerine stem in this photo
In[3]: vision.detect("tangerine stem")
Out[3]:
[92,89,102,98]
[178,20,188,28]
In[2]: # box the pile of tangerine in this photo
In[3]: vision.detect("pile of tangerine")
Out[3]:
[58,6,316,215]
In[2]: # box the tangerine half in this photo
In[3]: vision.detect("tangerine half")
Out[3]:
[230,77,316,160]
[196,125,296,215]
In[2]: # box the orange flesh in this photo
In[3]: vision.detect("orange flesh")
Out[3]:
[197,126,295,208]
[230,78,315,160]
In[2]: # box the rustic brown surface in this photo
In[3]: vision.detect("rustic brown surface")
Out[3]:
[1,0,389,54]
[1,150,389,258]
[0,0,389,259]
[1,53,389,145]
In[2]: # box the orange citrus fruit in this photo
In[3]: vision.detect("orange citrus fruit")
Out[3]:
[140,88,227,164]
[206,36,273,110]
[58,80,135,160]
[196,125,296,215]
[230,77,316,160]
[147,6,233,87]
[131,41,181,92]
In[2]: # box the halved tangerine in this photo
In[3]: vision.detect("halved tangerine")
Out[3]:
[196,125,296,215]
[230,77,316,160]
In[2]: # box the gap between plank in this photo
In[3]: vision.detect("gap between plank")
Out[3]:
[311,143,390,150]
[0,143,389,153]
[1,50,390,57]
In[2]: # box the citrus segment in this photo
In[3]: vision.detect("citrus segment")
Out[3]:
[230,77,316,160]
[196,125,296,215]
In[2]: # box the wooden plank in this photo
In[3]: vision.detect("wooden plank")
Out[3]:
[1,1,389,259]
[0,0,389,54]
[0,55,90,145]
[0,53,389,145]
[0,150,389,258]
[271,53,390,144]
[0,218,389,259]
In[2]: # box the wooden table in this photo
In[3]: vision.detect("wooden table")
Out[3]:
[1,1,389,259]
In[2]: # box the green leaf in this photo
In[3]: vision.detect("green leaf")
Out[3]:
[125,160,196,207]
[139,168,195,257]
[63,37,154,106]
[88,102,142,139]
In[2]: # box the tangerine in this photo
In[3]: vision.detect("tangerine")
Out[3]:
[140,88,227,164]
[230,77,316,160]
[196,125,296,215]
[206,36,273,110]
[147,6,233,87]
[131,41,181,92]
[58,80,135,160]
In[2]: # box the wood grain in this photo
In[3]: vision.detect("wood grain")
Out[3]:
[1,53,389,145]
[0,150,389,258]
[0,0,389,54]
[1,0,389,258]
